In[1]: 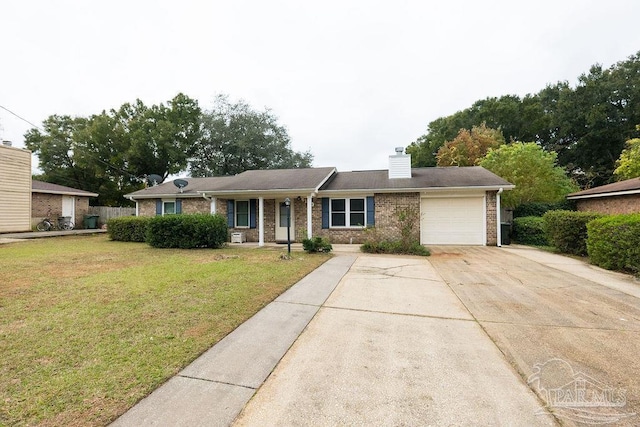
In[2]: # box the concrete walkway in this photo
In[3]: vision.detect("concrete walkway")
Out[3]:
[111,256,357,426]
[111,252,559,427]
[233,255,556,426]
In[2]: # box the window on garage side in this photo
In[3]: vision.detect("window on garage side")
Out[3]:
[330,198,366,227]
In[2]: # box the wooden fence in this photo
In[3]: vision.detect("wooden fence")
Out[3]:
[88,206,136,224]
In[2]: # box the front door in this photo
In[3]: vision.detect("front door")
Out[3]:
[62,196,75,222]
[275,200,294,242]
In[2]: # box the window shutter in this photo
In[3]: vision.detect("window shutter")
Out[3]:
[227,200,235,227]
[155,200,162,216]
[321,198,329,229]
[249,199,257,229]
[366,196,375,226]
[176,199,182,214]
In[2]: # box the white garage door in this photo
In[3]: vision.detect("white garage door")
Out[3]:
[421,197,485,245]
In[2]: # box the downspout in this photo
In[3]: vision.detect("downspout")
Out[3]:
[125,196,139,216]
[202,193,216,214]
[496,188,503,247]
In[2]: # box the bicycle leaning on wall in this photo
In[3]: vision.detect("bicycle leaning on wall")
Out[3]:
[36,209,75,231]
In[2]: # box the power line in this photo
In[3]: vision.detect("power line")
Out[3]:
[0,103,144,181]
[0,104,43,131]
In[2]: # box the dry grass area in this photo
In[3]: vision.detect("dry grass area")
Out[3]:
[0,235,329,426]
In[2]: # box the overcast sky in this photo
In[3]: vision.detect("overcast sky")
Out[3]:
[2,0,639,174]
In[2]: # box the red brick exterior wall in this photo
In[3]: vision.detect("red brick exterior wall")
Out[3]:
[31,193,92,229]
[486,191,497,246]
[134,191,500,245]
[576,194,640,215]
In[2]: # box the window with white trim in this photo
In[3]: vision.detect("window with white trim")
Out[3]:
[235,200,249,227]
[163,200,176,215]
[330,198,366,227]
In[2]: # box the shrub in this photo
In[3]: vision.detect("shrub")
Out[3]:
[587,214,640,274]
[107,216,150,242]
[512,216,548,246]
[146,214,228,249]
[543,210,605,255]
[360,240,430,256]
[302,236,333,253]
[513,200,576,218]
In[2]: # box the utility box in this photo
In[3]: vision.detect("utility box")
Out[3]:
[230,232,246,243]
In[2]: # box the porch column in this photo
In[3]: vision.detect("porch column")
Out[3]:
[258,197,264,247]
[307,194,313,239]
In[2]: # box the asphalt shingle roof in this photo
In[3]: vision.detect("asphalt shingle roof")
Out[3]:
[567,177,640,198]
[125,167,336,198]
[32,180,99,197]
[320,166,513,191]
[125,166,513,198]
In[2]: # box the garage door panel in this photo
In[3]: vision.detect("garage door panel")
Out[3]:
[421,197,484,245]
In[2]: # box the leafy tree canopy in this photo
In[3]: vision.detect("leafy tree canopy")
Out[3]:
[436,123,505,166]
[189,95,312,177]
[409,51,640,188]
[614,129,640,180]
[25,94,201,206]
[480,142,578,209]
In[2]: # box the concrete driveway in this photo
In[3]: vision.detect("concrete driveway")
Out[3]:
[235,247,639,427]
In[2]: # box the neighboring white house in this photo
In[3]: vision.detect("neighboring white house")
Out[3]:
[0,143,31,233]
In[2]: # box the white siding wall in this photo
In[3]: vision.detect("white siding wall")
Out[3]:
[0,145,32,232]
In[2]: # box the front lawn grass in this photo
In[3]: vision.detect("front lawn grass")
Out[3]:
[0,235,329,426]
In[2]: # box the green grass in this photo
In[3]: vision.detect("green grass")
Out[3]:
[0,235,329,426]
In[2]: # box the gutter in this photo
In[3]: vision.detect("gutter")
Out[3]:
[567,189,640,200]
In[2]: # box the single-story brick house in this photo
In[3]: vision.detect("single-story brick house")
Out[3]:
[32,180,99,228]
[566,177,640,215]
[125,149,514,246]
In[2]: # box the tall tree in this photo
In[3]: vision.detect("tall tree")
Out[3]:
[408,51,640,188]
[436,123,505,166]
[189,95,312,176]
[25,94,201,205]
[480,142,578,208]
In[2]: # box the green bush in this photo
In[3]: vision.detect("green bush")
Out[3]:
[146,214,228,249]
[360,240,430,256]
[512,216,548,246]
[587,214,640,273]
[107,216,150,242]
[513,200,576,218]
[302,236,333,253]
[543,210,605,255]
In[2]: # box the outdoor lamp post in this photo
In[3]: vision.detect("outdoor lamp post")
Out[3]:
[284,198,291,254]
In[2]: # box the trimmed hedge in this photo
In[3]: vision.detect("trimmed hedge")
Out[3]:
[146,214,228,249]
[587,213,640,273]
[512,216,547,246]
[513,200,576,218]
[107,216,150,242]
[543,210,605,255]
